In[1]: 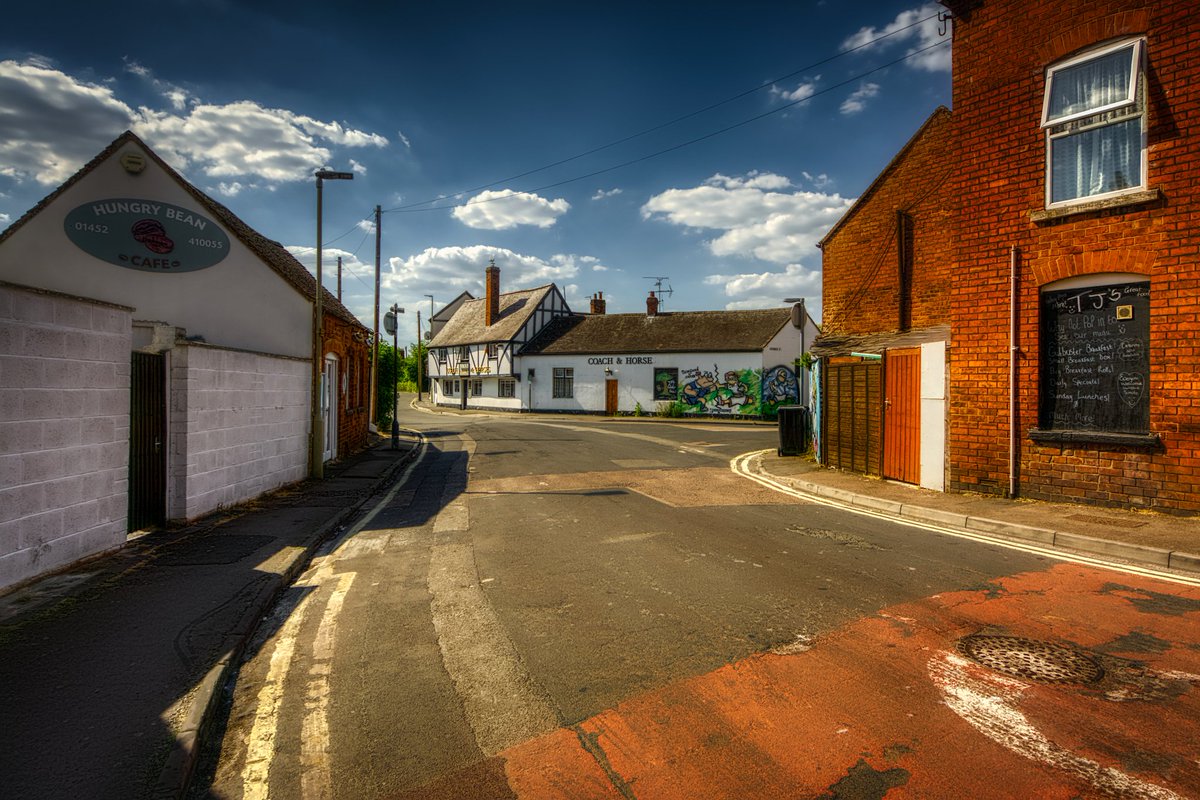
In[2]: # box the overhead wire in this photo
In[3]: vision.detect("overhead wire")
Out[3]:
[383,38,951,215]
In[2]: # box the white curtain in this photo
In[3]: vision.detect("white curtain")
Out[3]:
[1051,118,1141,202]
[1046,46,1134,122]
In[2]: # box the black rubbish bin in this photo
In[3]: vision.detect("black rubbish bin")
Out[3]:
[777,405,811,456]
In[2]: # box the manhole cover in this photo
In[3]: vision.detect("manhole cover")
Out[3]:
[956,634,1104,684]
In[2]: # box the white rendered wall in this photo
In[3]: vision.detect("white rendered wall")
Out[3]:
[523,352,765,414]
[169,343,309,521]
[919,340,947,491]
[0,284,132,591]
[0,141,312,358]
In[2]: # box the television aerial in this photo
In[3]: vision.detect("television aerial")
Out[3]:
[643,276,674,308]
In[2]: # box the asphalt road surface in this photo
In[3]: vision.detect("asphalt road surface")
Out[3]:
[197,408,1200,799]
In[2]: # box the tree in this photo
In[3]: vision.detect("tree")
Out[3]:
[373,340,399,429]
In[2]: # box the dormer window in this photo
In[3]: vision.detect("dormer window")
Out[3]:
[1042,38,1146,207]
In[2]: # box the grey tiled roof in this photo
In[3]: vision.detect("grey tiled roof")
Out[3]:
[427,285,555,347]
[0,131,365,330]
[520,308,792,355]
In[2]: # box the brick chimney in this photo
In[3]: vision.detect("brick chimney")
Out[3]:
[484,260,500,326]
[646,291,659,317]
[590,292,606,315]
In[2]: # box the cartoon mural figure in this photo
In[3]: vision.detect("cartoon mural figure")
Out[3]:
[682,371,718,406]
[714,371,749,410]
[654,368,679,401]
[761,365,799,417]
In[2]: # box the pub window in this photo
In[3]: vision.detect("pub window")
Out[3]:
[653,368,679,401]
[1042,37,1146,207]
[458,345,469,360]
[444,379,456,396]
[499,378,516,398]
[552,367,574,399]
[470,379,483,396]
[1039,275,1149,434]
[486,342,499,359]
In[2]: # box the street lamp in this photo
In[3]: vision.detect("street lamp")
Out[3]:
[311,169,354,480]
[384,304,404,449]
[784,297,808,406]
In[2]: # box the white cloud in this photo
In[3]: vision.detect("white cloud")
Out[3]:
[217,181,243,197]
[397,130,412,149]
[770,80,819,104]
[591,187,623,200]
[841,3,951,72]
[802,171,832,190]
[452,189,570,230]
[356,218,376,234]
[0,60,136,185]
[0,58,390,188]
[840,82,881,115]
[350,159,368,175]
[0,212,10,225]
[642,171,852,265]
[384,246,585,300]
[703,263,823,319]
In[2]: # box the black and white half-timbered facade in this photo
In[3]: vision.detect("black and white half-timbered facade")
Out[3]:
[426,263,572,410]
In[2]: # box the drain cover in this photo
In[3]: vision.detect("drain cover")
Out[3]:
[956,634,1104,684]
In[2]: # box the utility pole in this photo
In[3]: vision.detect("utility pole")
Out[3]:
[384,304,404,449]
[416,310,423,402]
[369,205,381,430]
[336,256,342,301]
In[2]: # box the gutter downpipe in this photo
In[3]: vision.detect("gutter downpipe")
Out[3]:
[1009,245,1019,499]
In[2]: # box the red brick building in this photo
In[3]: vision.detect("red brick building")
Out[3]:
[945,0,1200,513]
[813,107,955,490]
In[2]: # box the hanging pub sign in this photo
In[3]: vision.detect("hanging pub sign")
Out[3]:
[64,198,230,272]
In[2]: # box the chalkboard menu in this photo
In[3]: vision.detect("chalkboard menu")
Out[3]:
[1039,280,1150,433]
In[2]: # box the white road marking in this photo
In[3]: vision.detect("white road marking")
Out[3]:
[929,651,1183,799]
[240,434,428,797]
[506,419,715,457]
[241,591,313,800]
[731,449,1200,587]
[301,571,356,800]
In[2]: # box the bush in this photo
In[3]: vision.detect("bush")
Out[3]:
[656,401,687,418]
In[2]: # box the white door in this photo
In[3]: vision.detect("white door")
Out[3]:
[323,355,338,462]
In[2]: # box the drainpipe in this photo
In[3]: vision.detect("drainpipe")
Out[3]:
[1009,246,1019,499]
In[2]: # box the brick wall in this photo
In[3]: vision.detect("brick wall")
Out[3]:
[821,107,956,336]
[947,0,1200,513]
[323,313,371,458]
[0,284,132,591]
[171,343,308,521]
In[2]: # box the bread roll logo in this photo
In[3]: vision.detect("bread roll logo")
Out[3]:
[131,218,175,254]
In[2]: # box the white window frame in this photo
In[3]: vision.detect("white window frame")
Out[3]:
[498,378,516,398]
[1042,37,1147,209]
[470,379,483,397]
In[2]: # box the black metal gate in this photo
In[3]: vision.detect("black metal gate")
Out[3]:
[129,352,166,531]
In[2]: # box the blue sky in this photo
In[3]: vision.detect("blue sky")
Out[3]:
[1,1,951,334]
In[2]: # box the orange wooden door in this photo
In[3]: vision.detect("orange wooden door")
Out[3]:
[605,379,619,415]
[883,348,921,484]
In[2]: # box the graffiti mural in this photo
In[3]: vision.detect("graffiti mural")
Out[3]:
[679,365,763,416]
[761,364,800,418]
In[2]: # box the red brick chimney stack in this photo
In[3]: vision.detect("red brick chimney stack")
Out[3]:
[485,260,500,326]
[646,291,659,317]
[590,292,606,315]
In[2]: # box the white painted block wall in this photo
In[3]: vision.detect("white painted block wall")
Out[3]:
[169,343,309,521]
[0,284,132,591]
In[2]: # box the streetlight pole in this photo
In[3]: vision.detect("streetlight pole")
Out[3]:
[311,169,354,480]
[384,304,404,449]
[416,309,423,403]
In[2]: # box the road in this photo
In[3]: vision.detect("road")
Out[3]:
[198,407,1200,799]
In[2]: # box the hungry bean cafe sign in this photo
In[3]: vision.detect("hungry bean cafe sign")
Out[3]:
[64,198,230,272]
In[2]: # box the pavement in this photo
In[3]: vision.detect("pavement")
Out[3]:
[0,432,418,800]
[2,403,1198,799]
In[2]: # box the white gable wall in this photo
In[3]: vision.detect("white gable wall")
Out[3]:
[0,141,311,358]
